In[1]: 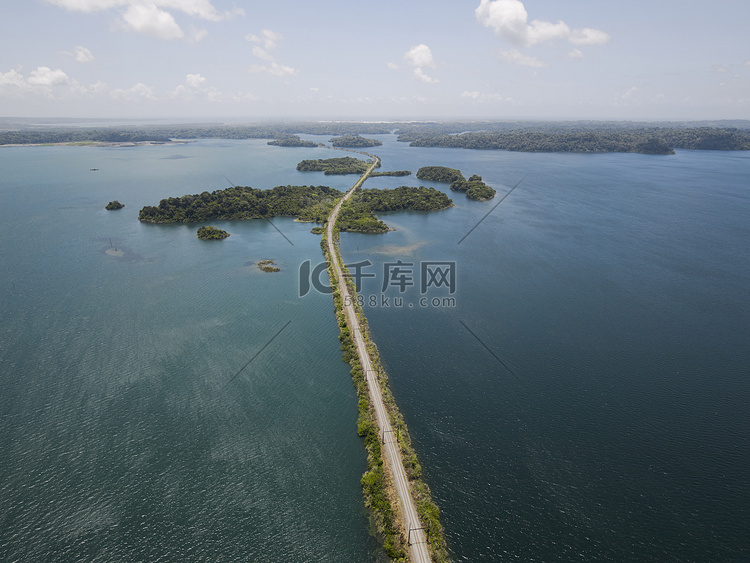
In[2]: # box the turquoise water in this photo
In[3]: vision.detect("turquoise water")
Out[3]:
[1,136,749,561]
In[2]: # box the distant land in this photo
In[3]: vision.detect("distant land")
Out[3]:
[2,119,750,154]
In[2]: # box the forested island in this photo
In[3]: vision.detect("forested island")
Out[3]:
[267,135,318,148]
[138,185,342,224]
[416,166,496,200]
[197,226,230,240]
[450,174,496,200]
[337,186,452,233]
[105,200,125,210]
[296,156,379,175]
[416,166,464,184]
[329,135,383,148]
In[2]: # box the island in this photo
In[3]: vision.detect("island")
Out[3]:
[105,200,125,210]
[257,259,280,272]
[138,185,342,224]
[329,135,383,148]
[450,174,497,200]
[338,186,453,233]
[296,156,379,175]
[197,226,230,240]
[417,166,497,200]
[416,165,465,183]
[267,135,318,148]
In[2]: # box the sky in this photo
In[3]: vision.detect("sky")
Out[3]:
[1,0,749,121]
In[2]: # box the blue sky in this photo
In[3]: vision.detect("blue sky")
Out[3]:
[1,0,748,120]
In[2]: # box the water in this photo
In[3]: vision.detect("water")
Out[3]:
[339,138,750,561]
[1,135,749,561]
[0,140,382,562]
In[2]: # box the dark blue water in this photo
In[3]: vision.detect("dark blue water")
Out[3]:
[1,135,748,562]
[339,138,750,561]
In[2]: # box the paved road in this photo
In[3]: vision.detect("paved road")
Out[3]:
[325,154,432,563]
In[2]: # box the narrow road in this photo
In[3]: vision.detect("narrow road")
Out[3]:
[325,153,432,563]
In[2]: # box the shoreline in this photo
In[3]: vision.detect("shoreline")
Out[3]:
[0,140,195,148]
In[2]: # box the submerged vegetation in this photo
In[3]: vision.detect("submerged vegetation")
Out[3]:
[138,185,342,224]
[196,226,230,240]
[257,259,280,272]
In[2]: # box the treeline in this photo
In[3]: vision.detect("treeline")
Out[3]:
[401,126,750,154]
[296,156,378,175]
[369,170,411,177]
[329,135,383,148]
[138,185,342,224]
[0,128,172,145]
[337,186,452,233]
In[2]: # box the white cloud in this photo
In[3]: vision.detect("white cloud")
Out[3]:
[46,0,240,21]
[28,66,71,86]
[414,68,438,83]
[122,4,183,39]
[249,63,297,77]
[569,28,610,46]
[252,46,274,62]
[461,90,508,103]
[45,0,244,40]
[567,48,583,59]
[110,82,156,100]
[74,46,94,63]
[387,62,399,70]
[498,49,548,67]
[476,0,609,47]
[404,44,438,83]
[246,29,283,51]
[0,69,28,89]
[186,73,206,88]
[246,30,297,78]
[405,44,435,68]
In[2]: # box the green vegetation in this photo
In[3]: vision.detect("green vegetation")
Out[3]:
[337,186,452,234]
[138,184,342,224]
[257,259,280,272]
[296,156,379,175]
[105,200,125,210]
[267,135,318,148]
[196,226,230,240]
[322,226,450,563]
[416,166,465,183]
[450,174,497,200]
[369,170,411,177]
[329,135,383,148]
